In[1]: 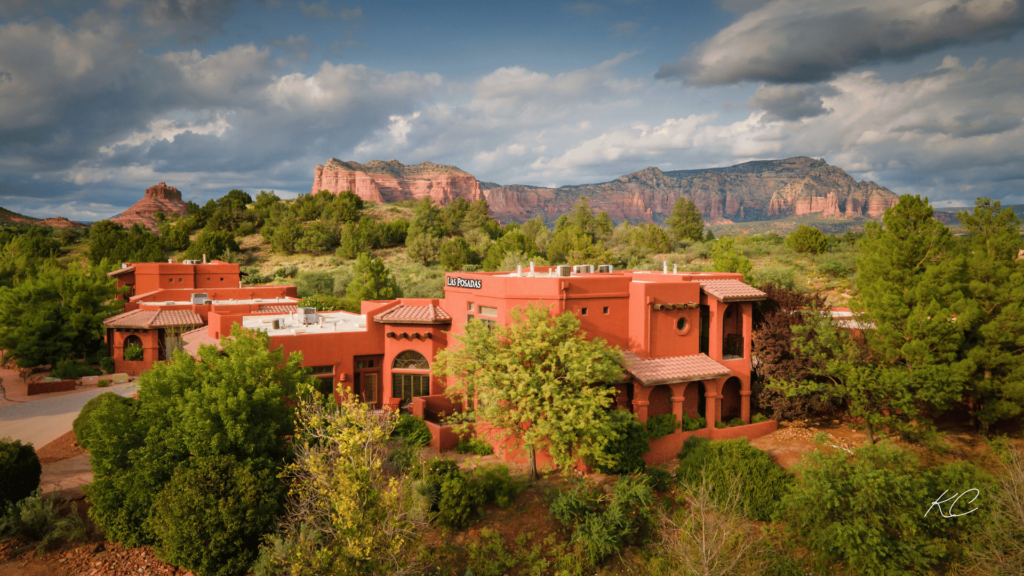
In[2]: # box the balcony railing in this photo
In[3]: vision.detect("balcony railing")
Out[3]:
[723,334,744,359]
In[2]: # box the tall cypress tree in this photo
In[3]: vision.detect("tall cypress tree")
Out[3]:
[957,198,1024,433]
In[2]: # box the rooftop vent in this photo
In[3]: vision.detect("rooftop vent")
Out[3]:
[556,265,572,277]
[597,264,614,273]
[190,293,210,305]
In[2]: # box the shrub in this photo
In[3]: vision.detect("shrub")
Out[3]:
[123,342,144,361]
[676,437,793,521]
[729,417,746,427]
[98,379,110,387]
[149,456,285,576]
[593,409,648,474]
[99,356,115,374]
[272,265,298,278]
[645,413,680,440]
[51,359,102,380]
[747,265,799,291]
[550,476,655,566]
[680,414,706,431]
[817,257,849,278]
[0,490,89,553]
[714,420,728,429]
[644,468,673,492]
[471,464,520,508]
[73,392,135,451]
[392,414,432,448]
[752,413,768,423]
[436,471,486,530]
[455,436,493,455]
[295,271,335,297]
[0,438,41,506]
[781,442,993,575]
[786,226,829,254]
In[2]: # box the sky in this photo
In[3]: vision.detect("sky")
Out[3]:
[1,0,1023,221]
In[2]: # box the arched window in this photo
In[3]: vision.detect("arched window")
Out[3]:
[393,350,429,370]
[392,350,430,405]
[123,334,144,361]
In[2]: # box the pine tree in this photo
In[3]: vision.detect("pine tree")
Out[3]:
[666,197,705,242]
[957,198,1024,433]
[346,253,402,301]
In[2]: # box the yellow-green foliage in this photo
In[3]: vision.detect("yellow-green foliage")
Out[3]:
[254,394,425,576]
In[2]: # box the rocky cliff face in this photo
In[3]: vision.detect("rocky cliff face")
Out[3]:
[110,182,189,232]
[313,159,484,204]
[314,156,898,224]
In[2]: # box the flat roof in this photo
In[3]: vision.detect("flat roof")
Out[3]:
[242,310,368,336]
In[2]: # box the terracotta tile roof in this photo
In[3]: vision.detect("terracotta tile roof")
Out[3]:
[182,326,220,358]
[103,309,205,329]
[374,304,452,325]
[258,304,298,313]
[620,350,731,386]
[107,266,136,278]
[698,279,767,302]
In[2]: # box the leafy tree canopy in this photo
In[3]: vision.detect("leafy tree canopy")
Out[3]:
[666,196,705,243]
[346,253,402,301]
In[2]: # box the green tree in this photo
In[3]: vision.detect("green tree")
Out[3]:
[184,229,240,261]
[704,229,716,242]
[269,219,301,255]
[346,253,402,301]
[852,195,973,436]
[0,260,122,367]
[629,223,673,255]
[781,442,990,576]
[460,199,492,233]
[408,197,445,238]
[433,304,624,480]
[786,225,829,254]
[217,189,253,211]
[0,228,61,288]
[711,237,752,278]
[481,230,539,271]
[956,198,1024,433]
[440,237,477,271]
[89,221,164,266]
[323,191,364,225]
[546,225,612,265]
[406,232,442,265]
[666,197,705,242]
[86,326,308,563]
[294,221,338,255]
[162,224,192,252]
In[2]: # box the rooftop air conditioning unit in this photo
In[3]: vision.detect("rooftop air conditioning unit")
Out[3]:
[572,265,595,274]
[190,293,210,305]
[597,264,614,273]
[299,307,317,325]
[556,265,572,277]
[272,318,283,330]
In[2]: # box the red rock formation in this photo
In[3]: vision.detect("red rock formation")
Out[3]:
[110,182,189,232]
[312,156,899,224]
[313,159,484,205]
[38,217,85,229]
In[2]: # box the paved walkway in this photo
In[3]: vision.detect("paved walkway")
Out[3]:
[0,383,136,448]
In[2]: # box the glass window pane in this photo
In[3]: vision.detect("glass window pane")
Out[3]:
[393,350,429,369]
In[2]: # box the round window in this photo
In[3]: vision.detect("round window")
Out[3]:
[676,317,687,331]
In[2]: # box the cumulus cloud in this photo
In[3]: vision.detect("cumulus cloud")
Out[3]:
[658,0,1024,84]
[748,83,839,121]
[545,55,1024,203]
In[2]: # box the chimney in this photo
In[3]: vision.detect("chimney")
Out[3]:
[516,264,522,277]
[202,254,207,264]
[529,261,535,276]
[673,264,677,274]
[663,261,668,274]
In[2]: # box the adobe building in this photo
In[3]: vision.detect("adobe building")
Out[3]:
[181,264,777,466]
[103,261,299,375]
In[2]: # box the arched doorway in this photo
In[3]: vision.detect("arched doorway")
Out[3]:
[122,335,144,361]
[391,350,431,408]
[721,377,742,421]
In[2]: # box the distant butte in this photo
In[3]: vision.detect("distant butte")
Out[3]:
[109,182,189,232]
[312,156,898,224]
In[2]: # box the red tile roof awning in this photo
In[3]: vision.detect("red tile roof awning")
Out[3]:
[374,304,452,325]
[620,350,731,386]
[107,266,136,278]
[103,309,205,329]
[258,304,298,313]
[698,279,767,302]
